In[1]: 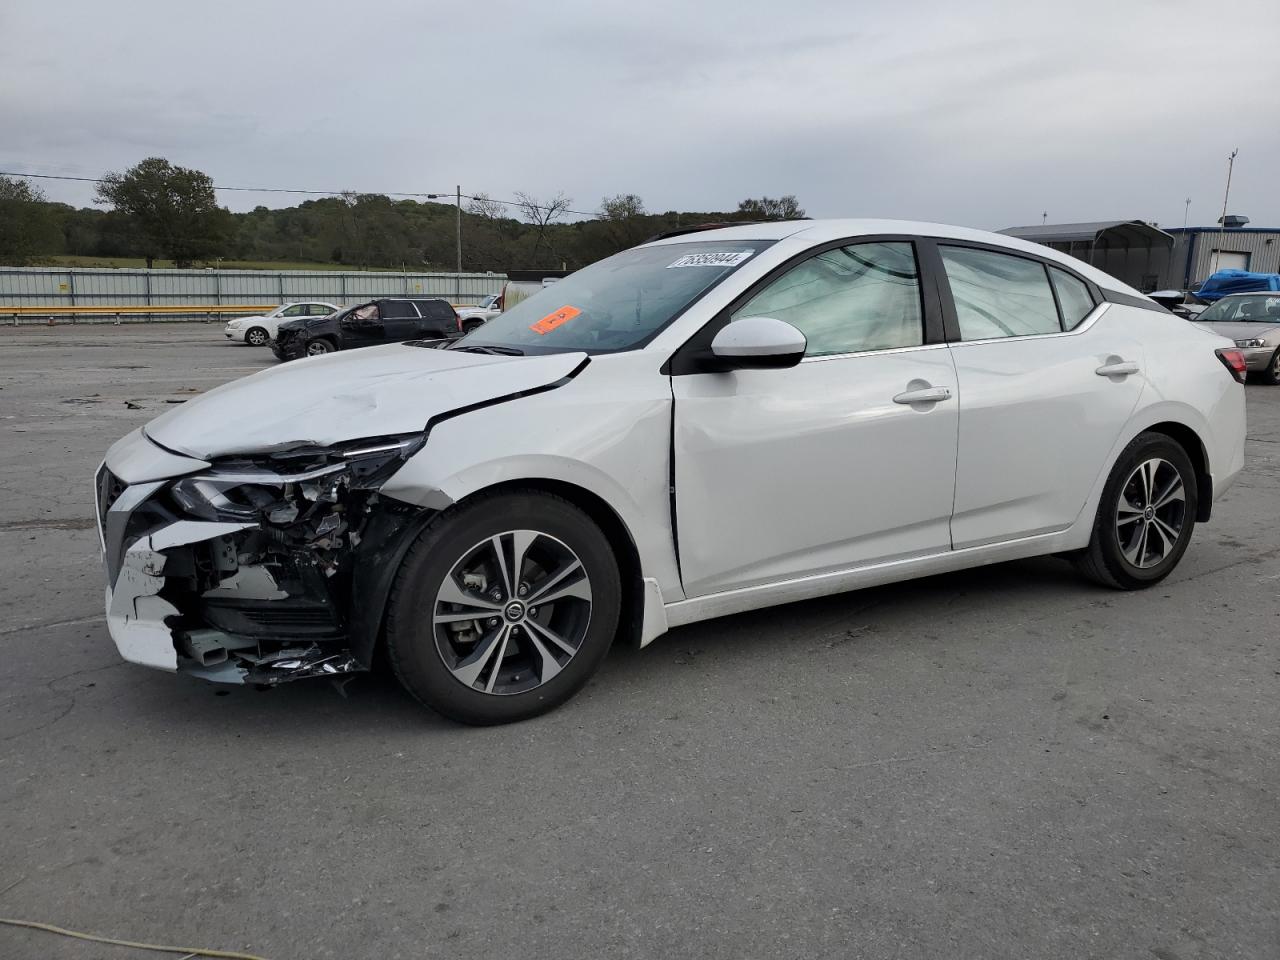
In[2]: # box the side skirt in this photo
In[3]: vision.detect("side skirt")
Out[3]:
[661,529,1077,630]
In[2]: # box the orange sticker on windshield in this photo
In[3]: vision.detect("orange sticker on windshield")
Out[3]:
[531,305,580,335]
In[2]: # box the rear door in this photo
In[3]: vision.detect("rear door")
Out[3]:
[935,242,1146,548]
[378,300,421,341]
[412,299,458,339]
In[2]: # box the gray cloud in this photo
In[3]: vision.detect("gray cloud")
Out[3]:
[2,0,1277,229]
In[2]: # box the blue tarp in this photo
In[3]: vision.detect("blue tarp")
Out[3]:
[1195,270,1280,301]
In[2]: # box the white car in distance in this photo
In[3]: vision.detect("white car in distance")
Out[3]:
[454,294,502,334]
[99,220,1247,725]
[224,302,338,346]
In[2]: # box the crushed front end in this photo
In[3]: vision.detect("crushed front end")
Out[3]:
[98,431,431,686]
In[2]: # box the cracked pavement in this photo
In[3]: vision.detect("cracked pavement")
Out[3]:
[1,323,1278,959]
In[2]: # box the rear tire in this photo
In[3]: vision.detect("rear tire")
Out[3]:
[245,326,269,346]
[463,319,484,334]
[1072,432,1198,589]
[386,491,621,725]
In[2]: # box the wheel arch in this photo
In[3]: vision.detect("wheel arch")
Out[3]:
[450,477,648,648]
[1142,420,1213,522]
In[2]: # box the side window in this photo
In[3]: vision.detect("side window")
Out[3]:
[308,304,330,316]
[941,246,1060,340]
[379,301,418,319]
[1049,267,1095,330]
[281,304,306,317]
[730,241,923,357]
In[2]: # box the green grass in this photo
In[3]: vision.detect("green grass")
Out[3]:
[29,255,410,272]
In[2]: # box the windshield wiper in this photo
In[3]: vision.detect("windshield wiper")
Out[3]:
[453,344,525,356]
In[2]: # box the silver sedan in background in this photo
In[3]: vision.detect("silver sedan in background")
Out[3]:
[1194,293,1280,383]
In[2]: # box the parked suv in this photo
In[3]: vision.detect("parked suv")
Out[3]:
[273,298,460,359]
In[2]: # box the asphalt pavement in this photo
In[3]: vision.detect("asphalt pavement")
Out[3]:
[1,323,1277,959]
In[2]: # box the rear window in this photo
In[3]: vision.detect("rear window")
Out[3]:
[380,301,418,319]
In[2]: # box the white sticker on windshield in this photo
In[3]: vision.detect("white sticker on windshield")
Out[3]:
[666,250,755,269]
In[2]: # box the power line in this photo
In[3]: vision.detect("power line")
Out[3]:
[0,169,599,217]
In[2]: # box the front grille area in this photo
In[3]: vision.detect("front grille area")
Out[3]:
[199,599,343,640]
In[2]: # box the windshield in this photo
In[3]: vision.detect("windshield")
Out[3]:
[458,240,775,354]
[1197,295,1280,323]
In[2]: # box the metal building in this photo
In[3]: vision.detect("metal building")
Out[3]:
[999,221,1174,292]
[1002,219,1280,293]
[1162,226,1280,291]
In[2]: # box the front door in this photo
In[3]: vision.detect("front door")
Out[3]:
[340,303,383,348]
[672,240,960,598]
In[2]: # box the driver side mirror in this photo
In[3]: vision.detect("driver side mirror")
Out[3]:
[704,316,806,371]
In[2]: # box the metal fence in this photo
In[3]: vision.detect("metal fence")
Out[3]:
[0,267,506,308]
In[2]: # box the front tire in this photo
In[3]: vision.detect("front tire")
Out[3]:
[245,326,270,346]
[305,338,334,356]
[463,319,485,334]
[386,491,621,725]
[1264,348,1280,385]
[1072,432,1198,589]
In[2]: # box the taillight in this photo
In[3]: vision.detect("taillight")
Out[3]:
[1215,347,1248,383]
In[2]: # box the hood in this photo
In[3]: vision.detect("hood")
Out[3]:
[230,314,268,324]
[1193,320,1280,342]
[145,343,588,459]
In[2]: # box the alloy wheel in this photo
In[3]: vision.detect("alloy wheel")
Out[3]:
[432,530,592,695]
[247,328,269,346]
[306,341,330,356]
[1115,457,1186,569]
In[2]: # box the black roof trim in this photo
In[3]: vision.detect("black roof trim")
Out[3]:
[1100,288,1170,314]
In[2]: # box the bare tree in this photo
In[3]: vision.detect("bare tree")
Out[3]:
[515,191,572,263]
[466,192,505,221]
[737,195,806,221]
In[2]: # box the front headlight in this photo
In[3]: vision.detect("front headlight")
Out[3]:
[1235,338,1267,348]
[169,434,425,522]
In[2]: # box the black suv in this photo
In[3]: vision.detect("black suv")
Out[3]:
[272,298,460,360]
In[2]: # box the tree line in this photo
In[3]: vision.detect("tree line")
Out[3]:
[0,158,804,272]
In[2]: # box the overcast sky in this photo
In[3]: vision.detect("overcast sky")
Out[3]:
[2,0,1278,230]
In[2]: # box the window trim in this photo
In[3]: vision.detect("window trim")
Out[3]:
[667,235,944,376]
[1047,264,1096,331]
[929,238,1102,343]
[945,302,1110,348]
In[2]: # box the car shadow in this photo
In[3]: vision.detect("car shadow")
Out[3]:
[144,554,1092,733]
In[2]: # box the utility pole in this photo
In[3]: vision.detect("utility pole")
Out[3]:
[1042,211,1047,225]
[1182,197,1191,231]
[1211,149,1238,274]
[456,184,462,303]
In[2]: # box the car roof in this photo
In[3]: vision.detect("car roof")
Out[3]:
[643,218,1146,296]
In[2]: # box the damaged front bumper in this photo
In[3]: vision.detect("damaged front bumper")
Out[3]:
[98,431,432,686]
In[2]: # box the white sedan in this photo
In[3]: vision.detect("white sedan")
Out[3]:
[97,220,1246,724]
[454,294,501,333]
[224,302,337,346]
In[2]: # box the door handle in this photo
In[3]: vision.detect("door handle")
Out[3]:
[1095,359,1139,377]
[892,386,952,405]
